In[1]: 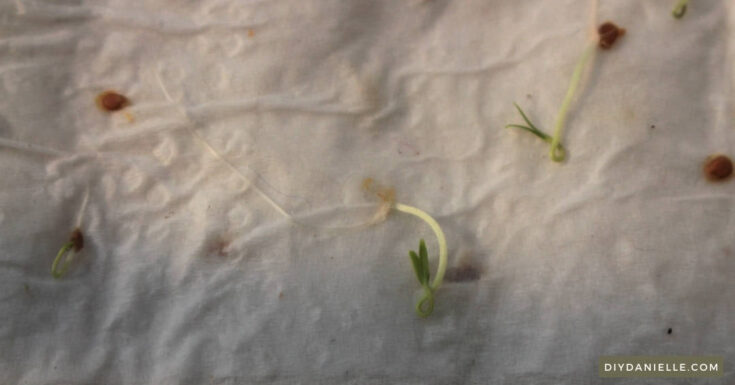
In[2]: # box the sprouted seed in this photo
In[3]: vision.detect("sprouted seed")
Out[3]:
[156,73,448,316]
[506,103,566,160]
[505,42,596,162]
[506,44,595,162]
[394,204,447,317]
[364,178,447,316]
[672,0,689,19]
[52,228,84,279]
[505,1,605,162]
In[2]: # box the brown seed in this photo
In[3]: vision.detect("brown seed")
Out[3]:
[598,22,626,50]
[69,228,84,252]
[97,91,129,111]
[703,155,733,181]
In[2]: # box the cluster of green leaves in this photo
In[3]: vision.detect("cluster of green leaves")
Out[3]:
[408,239,435,317]
[409,240,431,288]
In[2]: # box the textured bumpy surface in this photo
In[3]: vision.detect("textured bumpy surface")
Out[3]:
[1,1,734,384]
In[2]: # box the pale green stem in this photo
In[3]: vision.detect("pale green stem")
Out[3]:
[550,43,596,162]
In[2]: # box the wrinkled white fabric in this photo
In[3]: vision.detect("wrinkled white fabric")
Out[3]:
[1,0,734,384]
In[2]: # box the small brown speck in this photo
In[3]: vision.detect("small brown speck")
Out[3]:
[598,22,626,50]
[248,29,255,38]
[279,291,284,299]
[97,90,129,112]
[650,124,655,129]
[703,154,733,181]
[70,228,84,252]
[667,328,672,335]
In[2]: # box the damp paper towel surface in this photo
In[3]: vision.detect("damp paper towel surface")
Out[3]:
[1,0,734,384]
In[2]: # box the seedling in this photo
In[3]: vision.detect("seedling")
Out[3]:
[506,103,566,161]
[408,240,433,315]
[394,203,447,317]
[156,75,448,317]
[672,0,689,19]
[52,228,83,279]
[506,12,610,162]
[506,44,595,162]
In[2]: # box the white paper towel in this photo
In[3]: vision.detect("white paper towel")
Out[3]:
[1,0,733,383]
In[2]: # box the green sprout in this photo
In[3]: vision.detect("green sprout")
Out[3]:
[52,228,83,279]
[394,203,447,317]
[507,43,595,162]
[672,0,689,19]
[408,240,433,316]
[52,242,75,279]
[156,73,450,317]
[506,103,566,161]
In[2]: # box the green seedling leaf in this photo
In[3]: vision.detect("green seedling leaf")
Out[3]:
[409,250,426,286]
[514,103,548,137]
[507,103,552,142]
[408,239,433,287]
[51,242,74,279]
[418,239,430,285]
[506,102,568,161]
[506,124,551,142]
[506,103,566,154]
